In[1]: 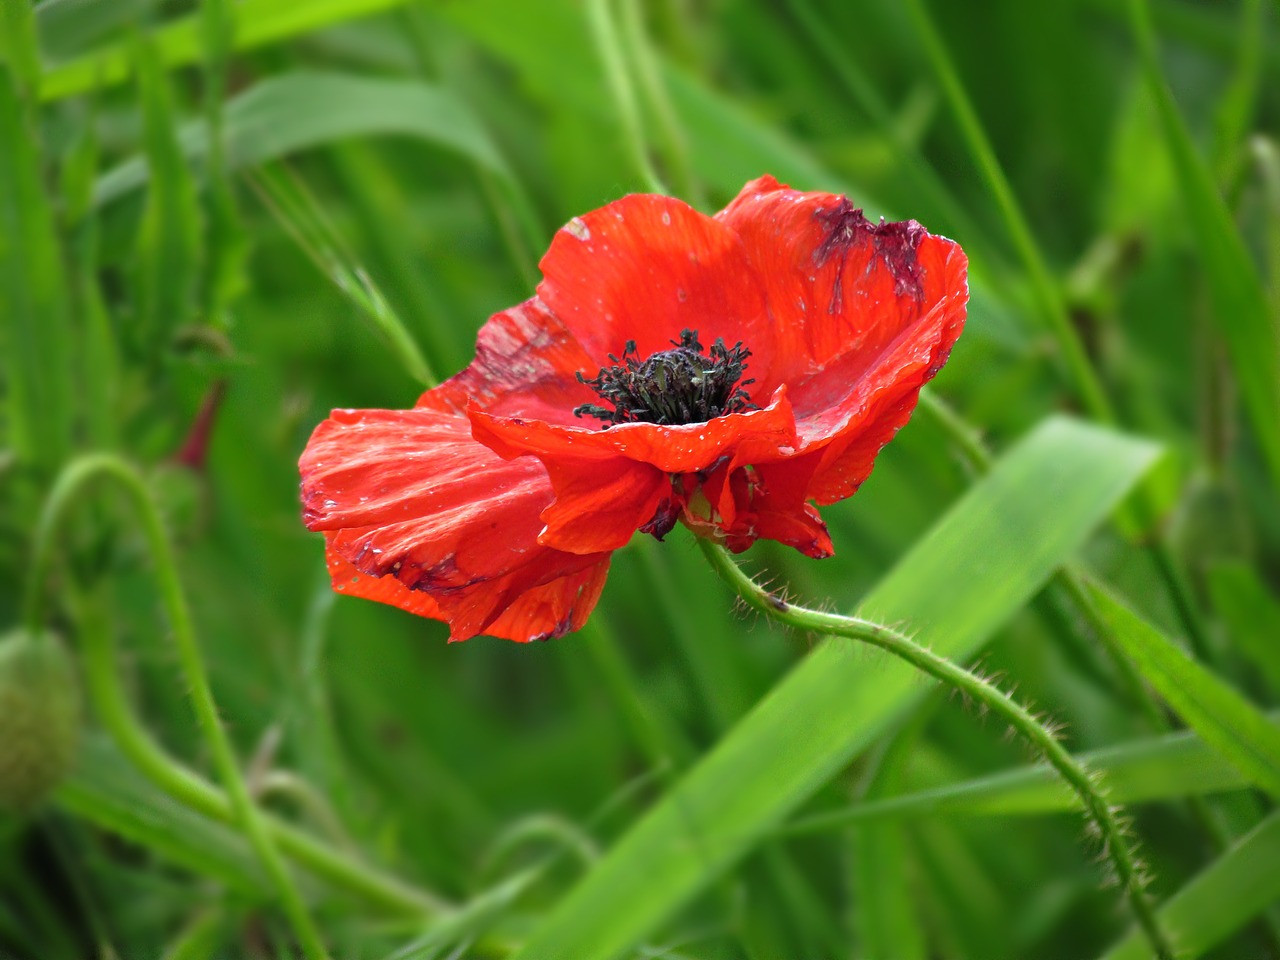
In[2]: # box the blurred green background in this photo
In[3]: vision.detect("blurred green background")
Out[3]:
[1,0,1279,957]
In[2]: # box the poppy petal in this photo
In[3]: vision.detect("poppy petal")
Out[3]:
[534,456,670,554]
[467,386,797,475]
[420,297,596,425]
[538,193,778,385]
[716,175,967,408]
[300,407,608,641]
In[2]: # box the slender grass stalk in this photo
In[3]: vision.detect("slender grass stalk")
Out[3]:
[1124,0,1280,489]
[697,539,1173,960]
[26,454,331,960]
[1211,0,1264,189]
[586,0,667,194]
[783,0,995,254]
[616,0,703,206]
[903,0,1114,425]
[245,165,437,387]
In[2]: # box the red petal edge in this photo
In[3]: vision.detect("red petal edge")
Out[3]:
[300,407,610,641]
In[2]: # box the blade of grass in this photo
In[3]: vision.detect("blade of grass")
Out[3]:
[785,711,1280,829]
[1207,561,1280,696]
[56,736,269,896]
[585,0,665,193]
[1127,0,1280,488]
[902,0,1114,424]
[1253,135,1280,319]
[0,69,74,474]
[1100,810,1280,960]
[245,163,436,387]
[852,714,932,960]
[1088,582,1280,798]
[95,71,512,207]
[39,0,416,100]
[512,416,1160,960]
[0,0,41,94]
[132,37,201,359]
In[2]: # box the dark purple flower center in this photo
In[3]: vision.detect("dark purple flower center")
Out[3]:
[574,329,756,428]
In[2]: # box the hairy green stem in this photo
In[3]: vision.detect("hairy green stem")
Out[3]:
[586,0,667,194]
[27,454,330,959]
[56,511,445,919]
[698,540,1173,960]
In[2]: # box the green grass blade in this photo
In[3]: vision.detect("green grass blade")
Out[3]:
[56,736,268,895]
[787,712,1280,828]
[95,71,510,207]
[1127,0,1280,487]
[852,718,930,960]
[39,0,415,100]
[0,0,41,94]
[1100,810,1280,960]
[0,69,74,473]
[1089,582,1280,798]
[1207,561,1280,696]
[512,417,1159,960]
[132,37,201,357]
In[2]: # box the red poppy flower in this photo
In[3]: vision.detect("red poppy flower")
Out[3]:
[299,175,968,642]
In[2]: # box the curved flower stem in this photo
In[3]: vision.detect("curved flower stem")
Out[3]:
[25,453,330,960]
[903,0,1114,426]
[696,539,1174,960]
[586,0,668,194]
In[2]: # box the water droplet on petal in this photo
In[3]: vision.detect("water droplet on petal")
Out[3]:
[661,210,671,226]
[564,217,591,241]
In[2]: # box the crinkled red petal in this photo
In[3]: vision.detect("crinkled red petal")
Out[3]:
[300,407,610,641]
[717,175,969,503]
[419,297,596,425]
[534,456,671,554]
[467,386,796,474]
[467,389,799,554]
[537,193,778,384]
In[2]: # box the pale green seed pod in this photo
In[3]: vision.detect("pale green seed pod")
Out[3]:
[0,629,81,814]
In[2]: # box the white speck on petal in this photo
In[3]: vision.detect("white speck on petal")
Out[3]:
[661,210,671,226]
[564,217,591,241]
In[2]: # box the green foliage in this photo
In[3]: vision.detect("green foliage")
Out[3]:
[2,0,1278,958]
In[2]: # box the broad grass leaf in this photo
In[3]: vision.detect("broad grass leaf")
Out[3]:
[95,72,510,207]
[786,712,1280,827]
[512,417,1159,960]
[1100,810,1280,960]
[1088,582,1280,798]
[39,0,414,100]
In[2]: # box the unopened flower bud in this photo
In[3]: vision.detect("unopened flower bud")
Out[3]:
[0,629,80,814]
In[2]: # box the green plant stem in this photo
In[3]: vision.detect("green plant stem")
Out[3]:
[586,0,667,194]
[26,454,330,960]
[903,0,1113,425]
[68,565,444,918]
[615,0,702,206]
[697,539,1173,960]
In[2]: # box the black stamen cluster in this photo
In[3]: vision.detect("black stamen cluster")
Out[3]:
[575,329,757,428]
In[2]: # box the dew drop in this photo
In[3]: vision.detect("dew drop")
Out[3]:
[677,288,688,303]
[661,210,671,226]
[564,217,591,241]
